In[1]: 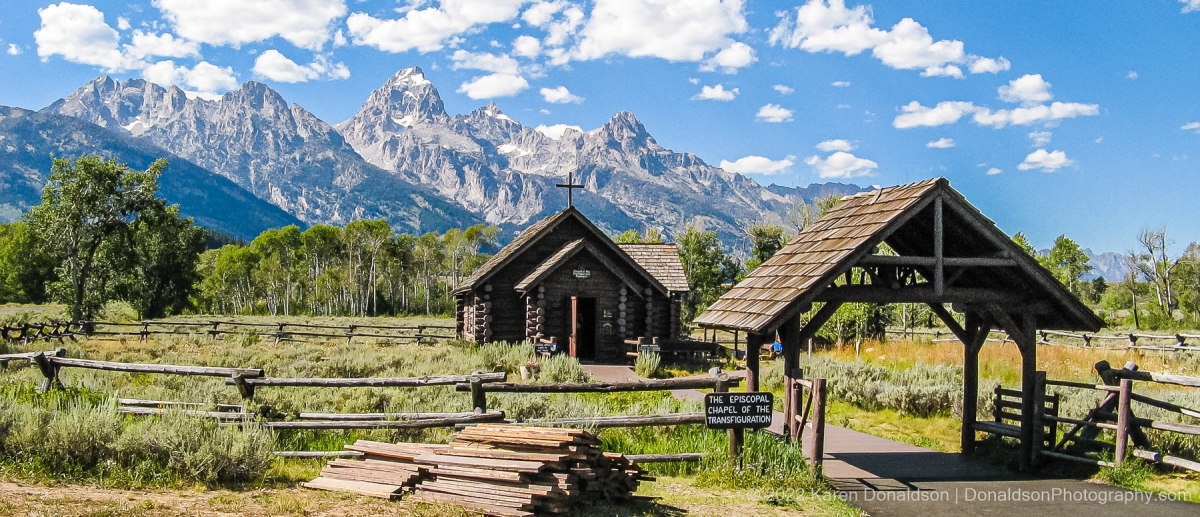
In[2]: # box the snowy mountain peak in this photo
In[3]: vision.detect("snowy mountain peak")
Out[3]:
[387,66,432,87]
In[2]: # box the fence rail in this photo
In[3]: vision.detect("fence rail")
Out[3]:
[9,345,762,462]
[0,320,459,345]
[976,364,1200,474]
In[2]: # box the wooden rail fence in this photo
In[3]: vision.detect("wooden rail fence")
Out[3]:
[1,348,776,465]
[974,363,1200,473]
[0,320,459,346]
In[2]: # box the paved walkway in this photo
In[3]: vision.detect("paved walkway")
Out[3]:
[580,365,1196,515]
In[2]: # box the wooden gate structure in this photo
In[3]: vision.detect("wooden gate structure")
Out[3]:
[694,178,1103,470]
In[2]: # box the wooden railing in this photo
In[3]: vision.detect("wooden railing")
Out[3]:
[0,320,459,345]
[975,365,1200,473]
[1,347,743,463]
[783,367,827,475]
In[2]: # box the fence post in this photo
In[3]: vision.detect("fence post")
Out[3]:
[809,377,826,478]
[33,350,62,392]
[789,372,804,442]
[1115,378,1132,465]
[1031,371,1047,468]
[232,373,255,399]
[470,375,487,414]
[714,377,741,465]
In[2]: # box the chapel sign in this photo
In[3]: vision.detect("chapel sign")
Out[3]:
[704,392,774,429]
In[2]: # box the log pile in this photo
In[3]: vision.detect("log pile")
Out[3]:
[302,425,648,516]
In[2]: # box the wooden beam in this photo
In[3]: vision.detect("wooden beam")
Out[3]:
[858,255,1019,268]
[934,195,944,297]
[814,285,1033,306]
[779,316,801,441]
[927,303,968,344]
[745,332,763,392]
[797,302,843,345]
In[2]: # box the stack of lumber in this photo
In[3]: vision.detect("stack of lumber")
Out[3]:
[302,425,648,516]
[301,440,425,500]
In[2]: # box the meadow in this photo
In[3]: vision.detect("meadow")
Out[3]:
[0,309,850,516]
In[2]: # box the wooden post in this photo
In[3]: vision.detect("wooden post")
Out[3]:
[744,332,762,392]
[933,195,944,297]
[1032,371,1047,467]
[714,377,742,464]
[809,377,827,478]
[789,371,804,442]
[962,337,981,455]
[33,350,61,392]
[470,376,488,414]
[232,373,255,399]
[1017,314,1037,472]
[779,317,801,440]
[1115,378,1133,465]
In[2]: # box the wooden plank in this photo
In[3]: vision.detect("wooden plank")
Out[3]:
[321,466,419,486]
[519,413,705,428]
[118,407,250,421]
[973,421,1021,438]
[427,466,526,483]
[263,412,503,429]
[298,412,480,421]
[1112,370,1200,388]
[49,357,263,377]
[625,453,703,463]
[300,477,400,499]
[228,372,506,387]
[274,451,363,458]
[1040,450,1115,468]
[413,454,546,473]
[455,376,739,393]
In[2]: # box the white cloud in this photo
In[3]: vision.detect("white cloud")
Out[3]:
[1028,131,1052,146]
[773,84,794,94]
[926,137,955,148]
[1181,121,1200,132]
[542,6,585,47]
[117,16,131,30]
[1126,71,1138,80]
[998,74,1052,105]
[523,1,567,26]
[155,0,346,50]
[142,59,238,98]
[1095,137,1103,143]
[719,155,795,175]
[756,103,794,122]
[700,41,756,73]
[35,2,137,71]
[894,98,1099,129]
[348,0,525,53]
[804,151,877,178]
[535,123,582,139]
[252,50,349,83]
[816,139,853,152]
[6,44,21,56]
[513,35,542,58]
[967,56,1010,74]
[986,167,1001,175]
[572,0,750,64]
[450,50,521,74]
[691,84,738,101]
[688,77,700,84]
[893,100,976,129]
[457,73,530,99]
[1182,0,1200,13]
[972,102,1099,129]
[770,0,1008,78]
[1018,149,1073,172]
[540,85,583,103]
[125,30,200,60]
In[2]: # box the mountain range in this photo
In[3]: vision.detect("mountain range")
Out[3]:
[28,67,865,243]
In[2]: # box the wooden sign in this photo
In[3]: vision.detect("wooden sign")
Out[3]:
[534,342,558,354]
[704,392,773,429]
[572,269,591,278]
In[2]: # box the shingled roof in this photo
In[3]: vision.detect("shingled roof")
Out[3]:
[618,244,690,293]
[454,207,668,296]
[693,178,1103,334]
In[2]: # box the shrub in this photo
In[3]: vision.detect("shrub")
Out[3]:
[634,351,661,378]
[538,353,589,383]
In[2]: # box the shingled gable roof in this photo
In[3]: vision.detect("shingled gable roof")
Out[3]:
[453,206,668,296]
[693,177,1104,334]
[618,244,690,293]
[514,239,650,296]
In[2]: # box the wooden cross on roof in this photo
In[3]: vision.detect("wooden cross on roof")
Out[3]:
[555,170,584,208]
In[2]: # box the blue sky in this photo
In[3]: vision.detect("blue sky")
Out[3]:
[1,0,1198,254]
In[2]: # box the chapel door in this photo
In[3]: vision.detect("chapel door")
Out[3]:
[569,296,596,360]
